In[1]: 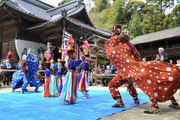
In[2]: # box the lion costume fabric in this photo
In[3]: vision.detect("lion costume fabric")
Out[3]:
[12,53,41,93]
[106,34,180,108]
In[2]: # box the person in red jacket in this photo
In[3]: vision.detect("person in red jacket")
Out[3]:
[6,49,15,63]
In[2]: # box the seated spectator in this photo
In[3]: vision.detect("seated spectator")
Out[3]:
[38,47,44,62]
[142,58,146,62]
[155,47,170,62]
[3,59,12,86]
[39,61,45,70]
[170,60,173,64]
[57,59,61,69]
[50,59,58,75]
[6,49,15,64]
[38,61,45,76]
[15,60,22,70]
[111,64,116,74]
[0,70,2,87]
[176,59,180,66]
[102,65,112,87]
[21,48,27,59]
[176,59,180,70]
[105,65,112,75]
[102,65,105,73]
[97,65,102,74]
[91,65,95,74]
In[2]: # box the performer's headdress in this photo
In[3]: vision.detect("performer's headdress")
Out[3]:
[82,40,90,57]
[112,24,121,36]
[120,29,141,61]
[67,35,75,54]
[60,49,67,63]
[120,29,130,42]
[45,50,51,63]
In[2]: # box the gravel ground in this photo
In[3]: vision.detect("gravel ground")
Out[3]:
[0,86,179,120]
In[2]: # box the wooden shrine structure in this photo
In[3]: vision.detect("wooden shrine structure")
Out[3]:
[86,34,108,84]
[0,0,111,61]
[131,26,180,63]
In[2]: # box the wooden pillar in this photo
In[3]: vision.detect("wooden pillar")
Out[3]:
[165,40,168,48]
[61,20,65,59]
[0,27,2,59]
[95,49,97,85]
[94,36,97,85]
[149,43,154,60]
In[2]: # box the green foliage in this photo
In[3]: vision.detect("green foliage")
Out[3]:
[97,55,110,66]
[170,4,180,26]
[89,0,179,36]
[129,12,143,37]
[163,4,180,29]
[87,0,179,65]
[141,4,166,33]
[125,0,145,24]
[146,0,176,12]
[107,0,126,25]
[94,0,109,13]
[58,0,71,6]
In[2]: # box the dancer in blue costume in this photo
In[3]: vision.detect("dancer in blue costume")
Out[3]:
[59,51,85,104]
[42,50,59,97]
[78,57,90,99]
[12,49,41,94]
[78,40,91,99]
[78,61,90,99]
[42,63,59,97]
[59,35,85,104]
[58,60,67,94]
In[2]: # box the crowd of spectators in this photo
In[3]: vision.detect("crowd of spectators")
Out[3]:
[92,63,117,75]
[0,47,179,87]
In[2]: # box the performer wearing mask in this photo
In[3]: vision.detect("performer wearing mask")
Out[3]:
[58,50,68,94]
[105,24,180,114]
[59,35,85,104]
[78,40,91,99]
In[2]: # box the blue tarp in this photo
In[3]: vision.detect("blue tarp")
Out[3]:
[0,90,149,120]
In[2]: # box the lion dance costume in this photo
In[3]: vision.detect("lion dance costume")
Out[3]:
[12,49,41,94]
[105,25,180,114]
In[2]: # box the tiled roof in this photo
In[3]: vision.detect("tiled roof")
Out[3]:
[0,0,111,37]
[131,26,180,45]
[47,0,80,16]
[65,17,111,37]
[22,0,54,10]
[1,0,51,20]
[28,5,86,29]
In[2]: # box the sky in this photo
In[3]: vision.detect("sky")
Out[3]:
[41,0,146,7]
[41,0,87,7]
[41,0,177,14]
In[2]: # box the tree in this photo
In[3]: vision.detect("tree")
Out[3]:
[125,0,145,24]
[129,12,143,38]
[170,4,180,27]
[97,55,110,66]
[146,0,176,12]
[107,0,126,25]
[163,4,180,29]
[94,0,109,13]
[141,4,166,33]
[58,0,71,6]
